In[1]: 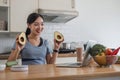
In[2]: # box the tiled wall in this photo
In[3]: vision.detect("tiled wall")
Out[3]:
[41,23,85,49]
[0,34,15,53]
[42,23,80,43]
[0,23,80,53]
[1,0,120,53]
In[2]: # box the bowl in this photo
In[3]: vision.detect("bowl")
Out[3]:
[93,55,118,67]
[116,56,120,64]
[0,64,6,71]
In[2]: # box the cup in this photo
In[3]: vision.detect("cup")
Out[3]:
[76,47,83,62]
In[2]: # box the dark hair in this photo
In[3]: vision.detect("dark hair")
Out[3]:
[25,13,44,36]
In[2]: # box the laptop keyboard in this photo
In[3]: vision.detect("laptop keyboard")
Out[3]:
[56,62,82,68]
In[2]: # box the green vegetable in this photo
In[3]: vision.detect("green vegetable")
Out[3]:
[6,61,18,67]
[89,44,106,56]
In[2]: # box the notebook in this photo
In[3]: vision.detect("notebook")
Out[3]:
[56,40,97,68]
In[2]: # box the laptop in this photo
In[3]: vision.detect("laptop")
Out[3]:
[56,40,97,68]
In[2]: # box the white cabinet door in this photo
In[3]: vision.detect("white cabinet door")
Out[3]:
[10,0,38,32]
[0,0,9,32]
[0,0,9,7]
[39,0,76,11]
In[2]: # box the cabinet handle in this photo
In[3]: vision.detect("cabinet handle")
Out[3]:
[71,0,75,8]
[3,0,7,4]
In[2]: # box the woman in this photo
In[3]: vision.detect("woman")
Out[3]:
[8,13,62,65]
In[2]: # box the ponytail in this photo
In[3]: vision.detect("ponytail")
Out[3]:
[25,13,44,37]
[25,28,31,37]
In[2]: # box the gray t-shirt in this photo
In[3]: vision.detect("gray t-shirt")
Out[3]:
[12,38,53,65]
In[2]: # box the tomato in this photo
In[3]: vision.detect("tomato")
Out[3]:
[105,48,113,55]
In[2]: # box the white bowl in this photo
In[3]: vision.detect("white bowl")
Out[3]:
[0,64,6,71]
[10,65,28,72]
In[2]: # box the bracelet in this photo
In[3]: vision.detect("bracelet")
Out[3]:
[53,49,59,53]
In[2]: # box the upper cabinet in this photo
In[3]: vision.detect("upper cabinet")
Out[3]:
[0,0,9,32]
[38,0,76,11]
[38,0,78,23]
[10,0,38,32]
[0,0,78,32]
[0,0,9,7]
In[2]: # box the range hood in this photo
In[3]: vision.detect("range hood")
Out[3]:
[38,9,79,23]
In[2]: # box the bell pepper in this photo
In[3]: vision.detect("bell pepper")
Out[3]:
[111,47,120,55]
[105,48,113,55]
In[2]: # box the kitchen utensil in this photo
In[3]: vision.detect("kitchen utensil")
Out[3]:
[62,43,71,49]
[0,20,7,30]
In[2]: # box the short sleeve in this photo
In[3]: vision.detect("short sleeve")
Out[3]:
[12,41,16,50]
[44,40,53,54]
[11,41,22,54]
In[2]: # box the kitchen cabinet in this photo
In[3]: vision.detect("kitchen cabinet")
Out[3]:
[1,0,77,32]
[10,0,38,32]
[38,0,76,11]
[0,0,9,32]
[0,0,9,7]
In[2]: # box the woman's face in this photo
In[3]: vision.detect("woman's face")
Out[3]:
[28,17,44,36]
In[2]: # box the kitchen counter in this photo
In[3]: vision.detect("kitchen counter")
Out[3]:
[0,53,77,60]
[0,54,21,60]
[0,64,120,80]
[58,53,76,57]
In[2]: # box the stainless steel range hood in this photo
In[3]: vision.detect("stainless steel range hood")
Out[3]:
[38,9,79,23]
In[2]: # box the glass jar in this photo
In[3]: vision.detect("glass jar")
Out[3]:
[76,42,84,62]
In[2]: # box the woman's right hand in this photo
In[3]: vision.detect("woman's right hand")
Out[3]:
[15,34,25,52]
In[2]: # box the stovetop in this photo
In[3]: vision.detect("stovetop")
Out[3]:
[59,49,76,54]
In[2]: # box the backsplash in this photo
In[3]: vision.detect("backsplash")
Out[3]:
[0,35,15,53]
[42,23,80,42]
[0,23,80,53]
[1,0,120,53]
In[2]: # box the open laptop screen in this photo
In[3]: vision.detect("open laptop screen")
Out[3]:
[56,40,97,67]
[81,40,97,66]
